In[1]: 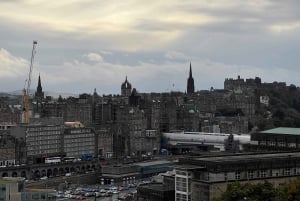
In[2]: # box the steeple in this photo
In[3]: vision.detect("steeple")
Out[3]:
[35,73,44,101]
[189,62,192,77]
[37,74,42,91]
[121,76,132,96]
[187,62,195,94]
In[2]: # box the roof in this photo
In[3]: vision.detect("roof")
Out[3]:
[136,160,173,167]
[138,183,173,192]
[192,152,300,163]
[259,127,300,135]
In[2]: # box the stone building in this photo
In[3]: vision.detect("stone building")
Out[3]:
[0,98,20,129]
[224,75,261,92]
[95,127,113,159]
[10,124,64,164]
[63,125,96,158]
[175,152,300,201]
[0,131,17,166]
[41,95,93,126]
[112,105,160,157]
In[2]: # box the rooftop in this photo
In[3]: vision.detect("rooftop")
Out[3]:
[191,152,300,163]
[136,160,173,167]
[259,127,300,135]
[138,183,173,192]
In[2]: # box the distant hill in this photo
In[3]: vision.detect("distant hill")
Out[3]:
[4,89,78,99]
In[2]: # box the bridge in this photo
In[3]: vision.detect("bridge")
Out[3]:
[0,160,100,180]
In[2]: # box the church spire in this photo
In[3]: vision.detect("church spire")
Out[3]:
[37,73,42,91]
[189,62,192,77]
[187,62,195,94]
[35,73,44,101]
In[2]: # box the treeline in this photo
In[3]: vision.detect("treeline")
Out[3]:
[255,85,300,130]
[213,179,300,201]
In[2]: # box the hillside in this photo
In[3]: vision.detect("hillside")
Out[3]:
[255,84,300,130]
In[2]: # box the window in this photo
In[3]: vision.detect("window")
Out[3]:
[284,168,291,176]
[176,193,187,201]
[247,170,254,179]
[176,177,187,192]
[235,171,240,180]
[176,171,187,176]
[260,170,266,178]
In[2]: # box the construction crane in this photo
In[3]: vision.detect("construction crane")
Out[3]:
[22,41,38,124]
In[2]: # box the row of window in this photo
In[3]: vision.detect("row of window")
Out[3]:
[27,127,61,132]
[26,131,61,137]
[27,136,60,142]
[176,170,192,176]
[64,134,94,138]
[27,140,60,146]
[233,168,297,180]
[28,149,58,155]
[259,141,298,148]
[65,147,94,152]
[64,142,94,148]
[70,129,91,134]
[176,193,191,201]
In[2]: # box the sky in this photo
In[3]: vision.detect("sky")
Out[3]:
[1,0,300,95]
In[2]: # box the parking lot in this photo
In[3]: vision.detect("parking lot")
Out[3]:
[54,181,143,201]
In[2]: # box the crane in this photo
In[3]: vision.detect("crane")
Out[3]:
[22,41,38,124]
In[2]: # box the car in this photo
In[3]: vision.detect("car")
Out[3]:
[65,173,72,177]
[40,176,48,180]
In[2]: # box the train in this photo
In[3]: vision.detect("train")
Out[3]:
[162,131,251,151]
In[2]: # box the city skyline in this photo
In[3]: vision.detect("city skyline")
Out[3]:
[1,1,300,94]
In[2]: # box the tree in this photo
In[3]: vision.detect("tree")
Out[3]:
[213,181,277,201]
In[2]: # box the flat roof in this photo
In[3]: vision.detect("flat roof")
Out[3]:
[136,160,173,167]
[191,152,300,163]
[138,183,173,192]
[259,127,300,135]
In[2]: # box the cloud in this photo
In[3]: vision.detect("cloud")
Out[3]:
[165,51,188,61]
[270,22,300,33]
[83,53,104,62]
[100,50,112,55]
[1,0,300,94]
[0,48,28,78]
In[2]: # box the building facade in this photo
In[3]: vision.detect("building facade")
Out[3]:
[250,127,300,151]
[63,126,96,158]
[175,152,300,201]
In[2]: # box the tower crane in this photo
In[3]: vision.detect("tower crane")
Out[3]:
[22,41,38,124]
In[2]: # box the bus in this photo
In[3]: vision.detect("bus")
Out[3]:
[63,157,76,163]
[45,157,61,164]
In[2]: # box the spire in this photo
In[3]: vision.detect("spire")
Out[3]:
[37,73,42,89]
[187,62,195,94]
[189,62,192,77]
[35,73,44,101]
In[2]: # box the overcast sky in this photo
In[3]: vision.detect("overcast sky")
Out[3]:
[1,0,300,95]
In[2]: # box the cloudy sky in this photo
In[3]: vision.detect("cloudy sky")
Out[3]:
[1,0,300,95]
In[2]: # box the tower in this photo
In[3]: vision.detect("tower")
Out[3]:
[187,62,195,94]
[35,74,44,102]
[121,76,132,97]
